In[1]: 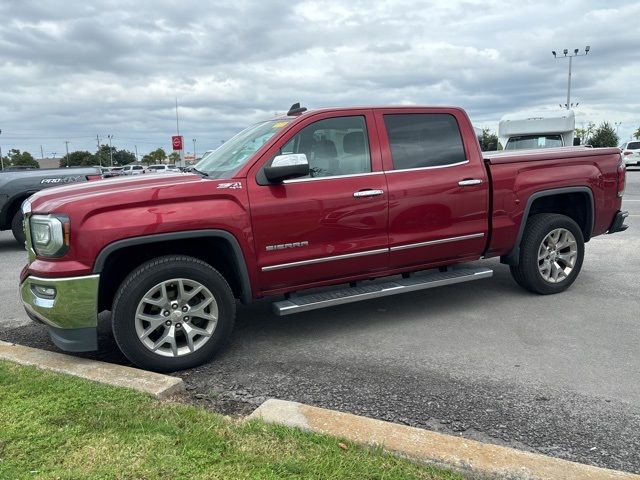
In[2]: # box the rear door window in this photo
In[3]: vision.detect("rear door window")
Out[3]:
[383,114,467,170]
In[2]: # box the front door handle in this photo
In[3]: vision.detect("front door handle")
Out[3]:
[458,179,483,187]
[353,189,384,198]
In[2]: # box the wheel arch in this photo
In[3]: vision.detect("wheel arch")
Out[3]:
[94,230,253,311]
[1,191,37,229]
[501,186,594,266]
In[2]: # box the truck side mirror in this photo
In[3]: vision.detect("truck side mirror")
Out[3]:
[264,154,310,183]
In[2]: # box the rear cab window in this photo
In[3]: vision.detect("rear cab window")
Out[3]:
[383,114,467,170]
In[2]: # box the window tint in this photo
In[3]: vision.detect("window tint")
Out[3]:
[383,114,466,169]
[627,141,640,150]
[276,116,371,178]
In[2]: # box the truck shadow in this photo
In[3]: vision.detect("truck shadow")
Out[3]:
[0,237,24,252]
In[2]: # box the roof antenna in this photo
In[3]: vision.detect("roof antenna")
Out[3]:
[287,102,307,116]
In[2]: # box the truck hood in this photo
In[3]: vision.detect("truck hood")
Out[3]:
[28,173,212,213]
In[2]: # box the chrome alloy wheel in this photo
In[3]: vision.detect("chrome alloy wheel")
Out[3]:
[134,278,218,357]
[537,228,578,283]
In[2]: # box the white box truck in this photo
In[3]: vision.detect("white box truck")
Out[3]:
[498,109,576,150]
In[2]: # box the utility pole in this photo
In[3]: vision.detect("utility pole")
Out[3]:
[134,145,139,163]
[64,140,70,167]
[40,145,44,160]
[192,138,196,161]
[107,134,114,167]
[552,46,590,110]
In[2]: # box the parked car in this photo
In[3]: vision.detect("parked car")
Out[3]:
[101,166,124,178]
[0,166,102,244]
[19,104,628,372]
[620,141,640,166]
[146,164,180,174]
[121,165,146,175]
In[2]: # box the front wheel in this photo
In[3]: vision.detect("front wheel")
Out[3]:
[11,210,25,245]
[112,255,236,372]
[510,214,585,295]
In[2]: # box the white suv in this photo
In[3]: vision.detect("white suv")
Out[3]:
[146,164,180,174]
[620,141,640,166]
[121,165,146,175]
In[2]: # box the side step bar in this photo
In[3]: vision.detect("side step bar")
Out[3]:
[272,266,493,316]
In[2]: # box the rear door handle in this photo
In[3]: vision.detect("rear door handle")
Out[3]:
[458,179,483,186]
[353,189,384,198]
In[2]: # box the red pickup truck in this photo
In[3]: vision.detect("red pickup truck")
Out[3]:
[20,104,628,371]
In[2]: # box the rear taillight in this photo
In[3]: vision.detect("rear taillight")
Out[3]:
[86,175,102,181]
[623,150,633,155]
[617,159,626,198]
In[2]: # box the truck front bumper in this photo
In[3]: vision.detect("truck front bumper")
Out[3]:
[607,210,629,234]
[20,274,100,352]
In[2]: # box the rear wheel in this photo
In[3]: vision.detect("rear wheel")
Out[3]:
[11,210,25,245]
[112,255,236,372]
[509,214,584,295]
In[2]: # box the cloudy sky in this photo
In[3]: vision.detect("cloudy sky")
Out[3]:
[1,0,639,159]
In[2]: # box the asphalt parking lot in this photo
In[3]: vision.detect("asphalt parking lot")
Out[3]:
[1,171,639,473]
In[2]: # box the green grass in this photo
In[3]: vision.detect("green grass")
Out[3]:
[0,361,464,480]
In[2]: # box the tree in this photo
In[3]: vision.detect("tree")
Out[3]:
[93,144,136,166]
[7,149,40,169]
[141,148,167,165]
[575,122,596,146]
[634,126,640,140]
[479,128,501,151]
[588,122,619,148]
[168,151,180,163]
[61,150,95,168]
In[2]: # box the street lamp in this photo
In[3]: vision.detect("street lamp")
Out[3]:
[615,122,622,135]
[552,46,590,110]
[192,138,196,161]
[107,134,114,167]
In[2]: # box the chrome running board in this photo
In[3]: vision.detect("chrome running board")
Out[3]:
[272,266,493,316]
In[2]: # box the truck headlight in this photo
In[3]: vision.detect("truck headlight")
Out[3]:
[30,215,69,257]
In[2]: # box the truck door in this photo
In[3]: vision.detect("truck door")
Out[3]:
[248,111,389,294]
[375,108,489,270]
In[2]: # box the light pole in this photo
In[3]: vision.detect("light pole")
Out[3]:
[192,138,196,161]
[614,122,622,135]
[107,134,114,167]
[64,140,70,167]
[552,46,590,110]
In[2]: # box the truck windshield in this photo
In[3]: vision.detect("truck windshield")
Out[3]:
[195,120,289,178]
[505,135,564,150]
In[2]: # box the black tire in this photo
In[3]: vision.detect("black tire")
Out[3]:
[112,255,236,372]
[11,210,26,245]
[509,213,584,295]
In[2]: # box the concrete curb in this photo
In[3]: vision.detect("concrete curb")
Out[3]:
[248,399,639,480]
[0,340,183,399]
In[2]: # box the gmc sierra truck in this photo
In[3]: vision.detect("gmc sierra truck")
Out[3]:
[19,105,628,372]
[0,166,102,244]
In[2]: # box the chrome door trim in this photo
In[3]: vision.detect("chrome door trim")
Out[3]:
[262,248,388,272]
[385,160,469,174]
[389,232,485,252]
[283,171,385,184]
